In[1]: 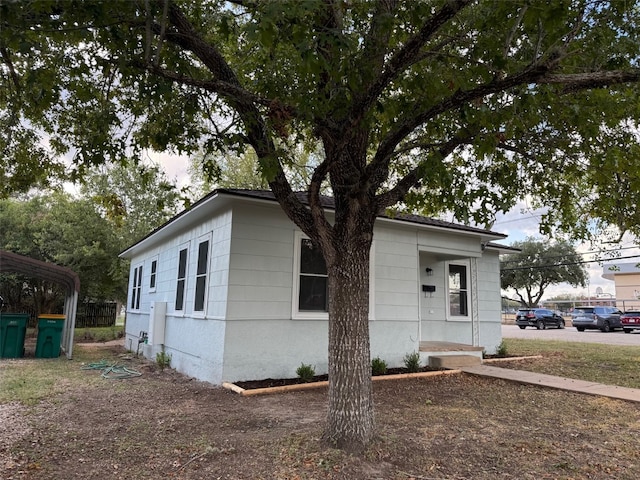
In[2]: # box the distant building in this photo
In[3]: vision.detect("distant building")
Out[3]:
[602,263,640,310]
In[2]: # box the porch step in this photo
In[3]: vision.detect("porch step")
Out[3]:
[429,354,482,369]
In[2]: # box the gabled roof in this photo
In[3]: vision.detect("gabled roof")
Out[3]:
[120,188,508,258]
[0,250,80,293]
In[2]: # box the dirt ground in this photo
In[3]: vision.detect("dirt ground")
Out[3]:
[2,344,640,480]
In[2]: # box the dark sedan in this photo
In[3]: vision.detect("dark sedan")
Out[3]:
[515,308,565,330]
[621,311,640,333]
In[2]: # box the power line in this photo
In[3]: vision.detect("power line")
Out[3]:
[492,214,545,226]
[501,253,640,272]
[501,245,640,265]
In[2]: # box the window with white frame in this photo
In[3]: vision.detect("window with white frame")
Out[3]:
[194,238,210,312]
[298,237,328,312]
[149,258,158,292]
[292,231,375,319]
[447,262,469,318]
[175,247,188,311]
[131,265,143,310]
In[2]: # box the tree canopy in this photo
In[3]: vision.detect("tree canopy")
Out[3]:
[2,0,640,451]
[501,238,588,307]
[0,163,183,314]
[2,0,639,234]
[80,161,185,244]
[0,193,124,308]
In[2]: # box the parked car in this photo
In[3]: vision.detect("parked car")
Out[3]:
[572,306,623,332]
[621,311,640,333]
[515,308,565,330]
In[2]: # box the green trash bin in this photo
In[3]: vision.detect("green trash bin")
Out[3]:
[0,313,29,358]
[35,314,65,358]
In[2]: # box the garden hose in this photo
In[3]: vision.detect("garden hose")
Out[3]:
[81,360,142,379]
[101,365,142,379]
[81,360,112,370]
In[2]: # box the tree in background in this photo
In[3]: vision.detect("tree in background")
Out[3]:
[80,161,184,245]
[186,149,269,199]
[0,163,184,315]
[0,193,124,312]
[501,238,588,307]
[186,144,319,199]
[2,1,640,450]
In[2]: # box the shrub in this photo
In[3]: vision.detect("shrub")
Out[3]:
[403,351,421,373]
[371,357,388,376]
[80,329,94,341]
[296,363,315,382]
[156,351,172,371]
[496,340,508,357]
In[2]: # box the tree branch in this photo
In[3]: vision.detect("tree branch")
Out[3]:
[375,134,471,211]
[504,5,528,58]
[348,0,473,125]
[311,0,346,117]
[539,70,640,92]
[367,59,557,193]
[130,60,275,109]
[153,0,170,67]
[0,46,21,92]
[357,0,398,85]
[308,157,335,246]
[156,1,315,234]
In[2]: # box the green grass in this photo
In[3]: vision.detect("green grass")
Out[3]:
[0,346,115,405]
[3,338,639,407]
[503,338,640,389]
[26,325,125,342]
[75,325,124,342]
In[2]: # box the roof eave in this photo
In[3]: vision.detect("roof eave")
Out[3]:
[120,189,509,257]
[375,216,507,242]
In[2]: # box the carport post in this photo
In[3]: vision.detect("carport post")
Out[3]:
[61,290,78,359]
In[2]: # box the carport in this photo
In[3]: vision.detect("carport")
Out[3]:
[0,250,80,359]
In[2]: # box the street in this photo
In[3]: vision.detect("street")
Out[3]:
[502,324,640,346]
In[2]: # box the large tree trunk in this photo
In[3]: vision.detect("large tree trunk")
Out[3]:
[324,232,374,452]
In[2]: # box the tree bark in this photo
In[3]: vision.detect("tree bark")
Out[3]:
[324,231,374,452]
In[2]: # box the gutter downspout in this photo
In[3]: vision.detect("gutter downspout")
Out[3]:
[417,238,422,346]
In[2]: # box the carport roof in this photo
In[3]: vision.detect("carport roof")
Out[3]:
[0,250,80,293]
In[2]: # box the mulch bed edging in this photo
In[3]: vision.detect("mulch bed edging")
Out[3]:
[222,355,545,397]
[223,369,462,397]
[484,355,543,363]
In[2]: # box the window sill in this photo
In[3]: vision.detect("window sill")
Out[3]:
[293,311,329,321]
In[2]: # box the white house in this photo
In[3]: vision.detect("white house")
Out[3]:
[120,189,511,384]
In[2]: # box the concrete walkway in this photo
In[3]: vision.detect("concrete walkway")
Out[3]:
[461,364,640,403]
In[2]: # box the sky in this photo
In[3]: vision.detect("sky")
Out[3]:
[149,151,191,189]
[153,152,639,303]
[491,203,640,301]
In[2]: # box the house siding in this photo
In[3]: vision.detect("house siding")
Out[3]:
[221,319,329,382]
[373,226,420,322]
[225,204,296,321]
[124,210,233,384]
[476,250,503,353]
